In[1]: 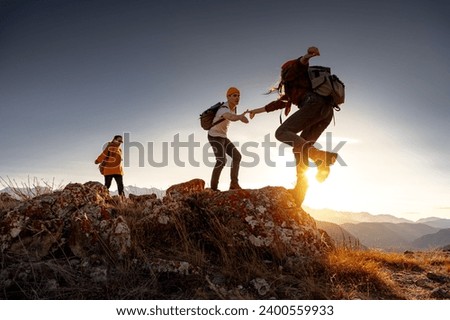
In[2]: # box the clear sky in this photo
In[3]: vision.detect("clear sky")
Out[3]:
[1,0,449,220]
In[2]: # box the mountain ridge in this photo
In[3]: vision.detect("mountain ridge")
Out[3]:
[412,229,450,249]
[416,217,450,229]
[305,207,414,224]
[340,222,443,251]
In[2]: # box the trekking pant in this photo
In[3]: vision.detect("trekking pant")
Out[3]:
[275,92,334,172]
[208,135,242,190]
[105,174,124,196]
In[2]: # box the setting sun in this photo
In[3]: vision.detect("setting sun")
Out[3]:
[257,162,348,211]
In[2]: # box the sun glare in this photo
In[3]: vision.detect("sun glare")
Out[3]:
[248,160,351,213]
[303,167,341,209]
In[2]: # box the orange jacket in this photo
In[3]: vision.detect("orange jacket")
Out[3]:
[95,143,124,176]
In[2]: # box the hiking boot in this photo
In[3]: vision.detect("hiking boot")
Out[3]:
[315,166,331,183]
[308,148,338,166]
[229,181,242,190]
[308,148,338,183]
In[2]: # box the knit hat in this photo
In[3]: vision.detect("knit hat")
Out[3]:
[226,87,240,97]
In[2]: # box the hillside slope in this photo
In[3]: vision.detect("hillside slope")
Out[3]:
[412,229,450,249]
[1,179,449,299]
[315,220,364,249]
[341,222,439,250]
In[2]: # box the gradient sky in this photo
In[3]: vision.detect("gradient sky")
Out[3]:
[1,0,449,220]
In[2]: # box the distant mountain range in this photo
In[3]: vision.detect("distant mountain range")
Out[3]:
[111,185,165,198]
[305,207,413,224]
[412,229,450,249]
[306,207,450,251]
[315,220,365,249]
[416,217,450,229]
[340,222,440,251]
[0,185,166,199]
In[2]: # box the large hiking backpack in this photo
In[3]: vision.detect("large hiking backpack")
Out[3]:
[199,102,226,130]
[308,66,345,106]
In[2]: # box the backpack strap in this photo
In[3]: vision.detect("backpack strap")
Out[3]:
[210,104,227,128]
[211,118,225,127]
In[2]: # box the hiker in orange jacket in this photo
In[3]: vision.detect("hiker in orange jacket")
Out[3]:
[95,135,124,196]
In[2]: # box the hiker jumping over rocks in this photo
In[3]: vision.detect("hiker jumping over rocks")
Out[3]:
[249,47,341,206]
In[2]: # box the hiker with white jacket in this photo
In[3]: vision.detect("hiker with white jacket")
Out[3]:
[208,87,249,191]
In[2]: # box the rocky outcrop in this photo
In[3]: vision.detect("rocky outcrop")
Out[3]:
[2,179,449,300]
[165,178,205,198]
[0,179,330,299]
[0,181,130,261]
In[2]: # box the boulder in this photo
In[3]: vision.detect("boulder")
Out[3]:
[144,180,330,261]
[0,181,130,260]
[165,178,205,198]
[0,178,332,299]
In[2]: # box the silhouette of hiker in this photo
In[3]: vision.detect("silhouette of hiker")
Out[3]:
[208,87,249,191]
[249,47,338,206]
[95,135,125,197]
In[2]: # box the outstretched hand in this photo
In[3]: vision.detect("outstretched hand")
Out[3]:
[248,106,266,119]
[240,109,250,123]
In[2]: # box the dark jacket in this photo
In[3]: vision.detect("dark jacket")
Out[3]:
[265,56,312,113]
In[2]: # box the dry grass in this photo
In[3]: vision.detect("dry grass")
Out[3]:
[321,248,450,299]
[0,176,64,200]
[113,202,450,300]
[106,198,329,299]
